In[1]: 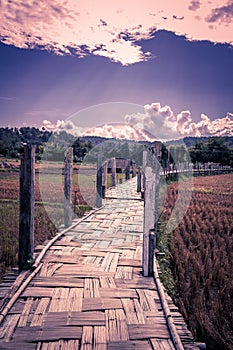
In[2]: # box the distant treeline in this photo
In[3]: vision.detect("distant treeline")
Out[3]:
[0,127,232,166]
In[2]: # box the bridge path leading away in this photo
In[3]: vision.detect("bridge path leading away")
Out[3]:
[0,178,200,350]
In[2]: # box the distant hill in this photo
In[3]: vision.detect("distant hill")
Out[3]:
[80,134,233,149]
[0,127,232,165]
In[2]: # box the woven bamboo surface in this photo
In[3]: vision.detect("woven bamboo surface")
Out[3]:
[0,178,201,350]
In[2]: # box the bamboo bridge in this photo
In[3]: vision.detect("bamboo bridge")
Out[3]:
[0,176,204,350]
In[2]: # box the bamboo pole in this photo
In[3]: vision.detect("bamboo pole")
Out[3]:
[153,257,185,350]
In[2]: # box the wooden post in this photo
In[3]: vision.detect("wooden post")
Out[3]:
[19,144,35,271]
[132,161,136,177]
[64,147,73,228]
[96,155,102,207]
[142,150,147,190]
[125,159,130,180]
[110,158,116,187]
[137,167,142,193]
[74,190,78,214]
[142,166,156,276]
[102,161,108,199]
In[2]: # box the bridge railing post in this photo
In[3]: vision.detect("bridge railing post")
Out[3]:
[137,167,141,193]
[96,154,103,207]
[132,161,136,177]
[143,166,156,276]
[64,147,73,228]
[110,158,116,187]
[19,144,35,271]
[102,161,108,199]
[125,159,130,180]
[142,148,161,277]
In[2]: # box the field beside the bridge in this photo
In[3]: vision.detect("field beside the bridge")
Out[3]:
[0,162,124,279]
[0,165,92,280]
[159,173,233,350]
[0,166,232,350]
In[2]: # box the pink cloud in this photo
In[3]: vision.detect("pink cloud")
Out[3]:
[0,1,232,65]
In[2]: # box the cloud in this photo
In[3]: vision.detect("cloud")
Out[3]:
[206,2,233,24]
[188,1,201,11]
[0,0,232,65]
[42,103,233,141]
[0,96,18,101]
[42,119,86,136]
[125,103,233,139]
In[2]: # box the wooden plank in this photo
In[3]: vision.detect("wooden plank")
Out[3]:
[18,297,33,327]
[31,298,50,326]
[49,288,70,312]
[100,288,138,299]
[150,338,175,349]
[66,287,83,312]
[99,276,116,289]
[118,258,141,267]
[108,340,152,350]
[32,277,84,288]
[136,289,150,312]
[80,326,92,350]
[40,326,83,342]
[0,314,20,342]
[134,299,146,324]
[43,311,105,327]
[105,309,129,342]
[115,266,133,279]
[129,324,170,340]
[59,339,80,350]
[121,298,138,324]
[0,342,36,349]
[115,278,156,290]
[43,255,84,264]
[115,309,129,341]
[13,325,82,342]
[39,263,63,277]
[82,298,122,311]
[21,287,53,298]
[93,326,107,350]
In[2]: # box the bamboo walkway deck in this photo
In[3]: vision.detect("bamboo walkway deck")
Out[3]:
[0,178,201,350]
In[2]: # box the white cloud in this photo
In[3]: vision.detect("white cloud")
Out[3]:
[125,103,233,139]
[42,119,86,136]
[42,104,233,141]
[0,0,232,65]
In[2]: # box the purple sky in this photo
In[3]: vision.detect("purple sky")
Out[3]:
[0,1,233,139]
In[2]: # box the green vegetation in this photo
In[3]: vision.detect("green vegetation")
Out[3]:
[189,137,233,166]
[0,127,93,162]
[0,127,232,169]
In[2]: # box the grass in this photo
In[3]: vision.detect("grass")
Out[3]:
[0,166,93,280]
[0,162,126,279]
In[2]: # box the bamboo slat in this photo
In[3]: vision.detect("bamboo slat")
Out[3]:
[82,297,122,312]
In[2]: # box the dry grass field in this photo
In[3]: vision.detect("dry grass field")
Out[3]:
[159,174,233,350]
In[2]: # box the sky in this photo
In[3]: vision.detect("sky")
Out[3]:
[0,0,233,140]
